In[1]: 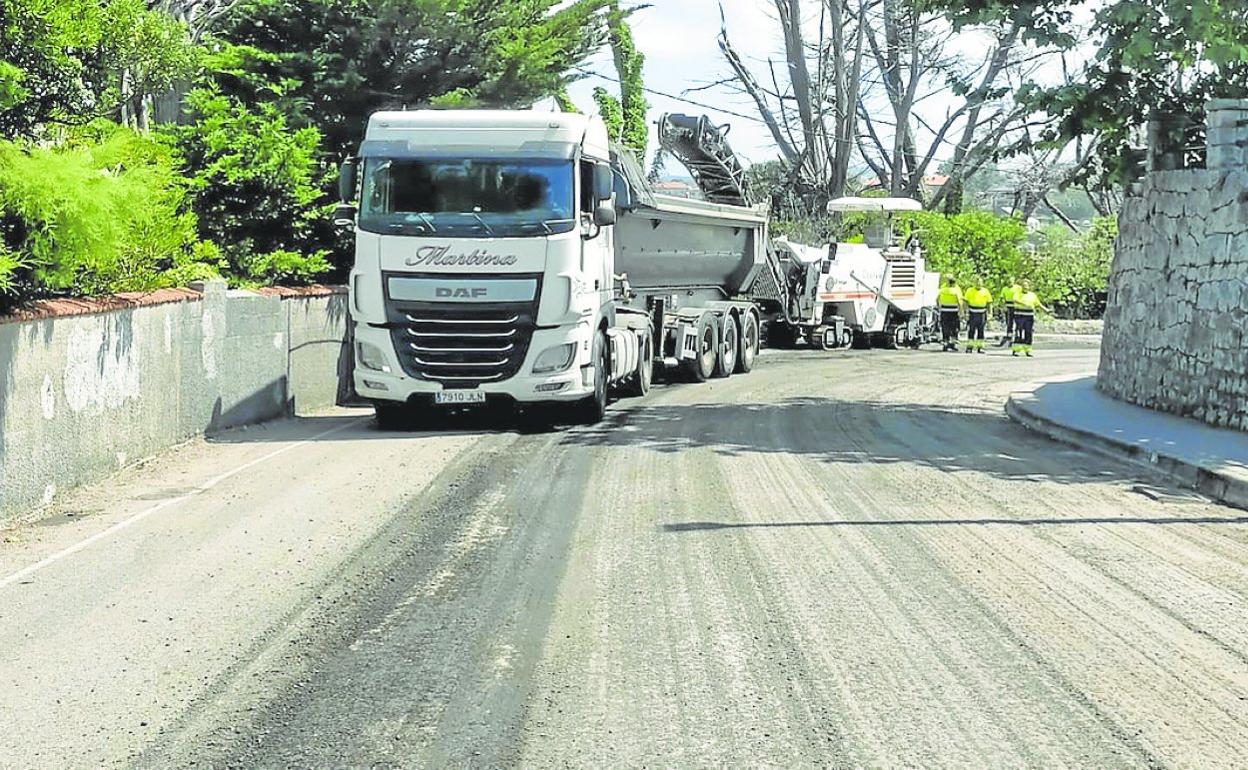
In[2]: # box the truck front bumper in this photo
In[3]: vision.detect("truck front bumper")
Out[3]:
[352,322,597,405]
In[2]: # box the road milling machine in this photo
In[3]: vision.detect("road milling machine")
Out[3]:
[753,197,941,350]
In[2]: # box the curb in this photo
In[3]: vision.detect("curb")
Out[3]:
[1006,389,1248,512]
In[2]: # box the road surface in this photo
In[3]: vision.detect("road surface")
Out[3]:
[2,340,1247,769]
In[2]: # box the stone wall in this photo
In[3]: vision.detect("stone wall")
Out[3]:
[1099,162,1248,430]
[0,282,351,525]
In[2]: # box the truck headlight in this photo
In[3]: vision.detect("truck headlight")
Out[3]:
[356,341,391,373]
[532,343,577,374]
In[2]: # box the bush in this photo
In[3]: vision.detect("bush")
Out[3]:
[901,211,1030,292]
[164,88,335,286]
[0,122,219,310]
[1031,217,1117,318]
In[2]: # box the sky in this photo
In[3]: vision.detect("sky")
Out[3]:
[565,0,783,167]
[562,1,1102,175]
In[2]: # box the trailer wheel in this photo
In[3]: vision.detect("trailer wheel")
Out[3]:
[575,330,609,424]
[839,328,853,349]
[683,313,717,382]
[737,312,759,373]
[715,313,738,378]
[620,325,654,398]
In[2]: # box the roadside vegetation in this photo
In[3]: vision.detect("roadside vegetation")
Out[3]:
[0,0,617,312]
[0,0,1243,315]
[736,0,1245,317]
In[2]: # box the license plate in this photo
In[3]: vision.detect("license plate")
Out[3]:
[435,390,487,405]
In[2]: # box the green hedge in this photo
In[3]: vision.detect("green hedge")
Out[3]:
[0,123,220,310]
[163,88,335,287]
[0,100,337,310]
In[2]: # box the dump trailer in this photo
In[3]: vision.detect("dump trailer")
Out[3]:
[336,109,765,427]
[759,197,941,350]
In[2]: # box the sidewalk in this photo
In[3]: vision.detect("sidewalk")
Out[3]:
[1007,376,1248,510]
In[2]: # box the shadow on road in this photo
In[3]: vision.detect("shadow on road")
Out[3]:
[561,396,1153,489]
[204,403,573,444]
[663,514,1248,532]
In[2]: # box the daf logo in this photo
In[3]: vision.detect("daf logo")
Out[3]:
[436,287,489,299]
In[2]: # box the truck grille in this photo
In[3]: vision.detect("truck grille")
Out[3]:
[384,275,541,389]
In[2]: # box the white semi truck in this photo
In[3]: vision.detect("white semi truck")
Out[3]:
[336,110,766,427]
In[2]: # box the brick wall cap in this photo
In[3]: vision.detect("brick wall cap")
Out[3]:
[0,287,203,324]
[0,284,347,324]
[255,285,348,298]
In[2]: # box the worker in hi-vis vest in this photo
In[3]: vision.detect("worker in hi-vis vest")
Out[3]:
[964,279,992,354]
[1011,281,1049,357]
[998,281,1022,347]
[936,275,964,352]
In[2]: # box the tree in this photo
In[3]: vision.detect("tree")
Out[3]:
[0,122,219,307]
[164,87,333,284]
[719,0,867,208]
[935,0,1248,189]
[0,0,196,138]
[593,87,625,143]
[718,0,1045,213]
[599,1,647,159]
[852,0,1056,212]
[212,0,612,156]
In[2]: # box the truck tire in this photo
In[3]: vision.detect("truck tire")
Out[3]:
[737,312,759,373]
[373,400,411,431]
[620,325,654,398]
[683,313,717,382]
[576,330,609,424]
[714,313,738,378]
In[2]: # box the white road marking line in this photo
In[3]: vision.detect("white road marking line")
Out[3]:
[0,417,368,591]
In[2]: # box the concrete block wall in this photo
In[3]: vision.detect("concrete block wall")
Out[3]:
[1099,165,1248,430]
[0,283,350,524]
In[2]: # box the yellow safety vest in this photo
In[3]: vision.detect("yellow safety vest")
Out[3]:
[965,287,992,309]
[1015,291,1040,314]
[937,286,963,310]
[1002,285,1022,308]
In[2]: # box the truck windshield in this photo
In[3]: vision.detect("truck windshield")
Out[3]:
[359,157,576,238]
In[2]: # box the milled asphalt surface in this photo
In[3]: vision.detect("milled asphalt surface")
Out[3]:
[3,338,1248,768]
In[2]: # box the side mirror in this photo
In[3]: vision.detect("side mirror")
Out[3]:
[332,203,357,228]
[593,200,617,227]
[594,164,614,201]
[338,159,358,203]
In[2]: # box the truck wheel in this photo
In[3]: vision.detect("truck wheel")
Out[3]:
[683,313,717,382]
[737,312,759,373]
[576,330,609,424]
[621,325,654,398]
[373,400,411,431]
[714,313,738,378]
